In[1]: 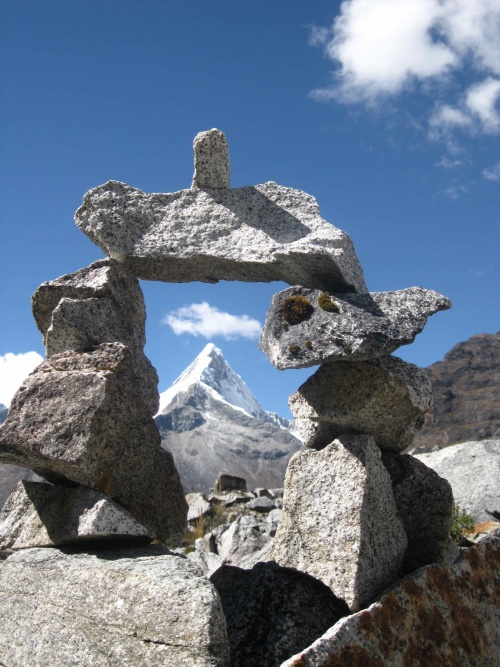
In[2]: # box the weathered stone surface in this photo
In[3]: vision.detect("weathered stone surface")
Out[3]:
[192,128,230,189]
[0,546,229,666]
[0,344,187,545]
[260,286,451,370]
[187,508,283,577]
[0,481,154,550]
[271,435,407,611]
[246,496,275,512]
[215,471,247,492]
[32,258,158,415]
[281,533,500,667]
[290,355,432,453]
[211,561,349,667]
[186,492,212,522]
[382,452,454,573]
[75,179,367,292]
[414,439,500,522]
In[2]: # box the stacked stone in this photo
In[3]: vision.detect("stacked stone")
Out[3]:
[259,285,455,610]
[0,259,187,546]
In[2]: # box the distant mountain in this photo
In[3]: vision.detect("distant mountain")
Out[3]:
[155,344,303,493]
[411,332,500,453]
[0,404,7,426]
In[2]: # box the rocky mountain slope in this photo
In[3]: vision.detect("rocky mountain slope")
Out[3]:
[411,332,500,452]
[155,344,302,493]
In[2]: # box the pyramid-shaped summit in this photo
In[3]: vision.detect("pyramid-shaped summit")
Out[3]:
[157,343,269,421]
[155,344,302,493]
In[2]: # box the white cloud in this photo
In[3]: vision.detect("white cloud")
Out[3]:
[310,0,500,136]
[483,161,500,181]
[163,302,262,340]
[0,351,44,407]
[465,77,500,132]
[436,156,463,169]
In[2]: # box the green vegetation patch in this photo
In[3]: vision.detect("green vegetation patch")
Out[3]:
[281,295,314,324]
[289,344,301,355]
[318,292,340,313]
[451,506,475,546]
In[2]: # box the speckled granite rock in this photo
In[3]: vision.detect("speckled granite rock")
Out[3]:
[211,561,349,667]
[271,435,407,611]
[0,546,229,667]
[382,452,454,573]
[280,533,500,667]
[0,344,187,546]
[192,128,230,189]
[290,355,432,453]
[74,180,366,292]
[32,258,159,415]
[0,481,154,550]
[259,286,451,370]
[414,440,500,522]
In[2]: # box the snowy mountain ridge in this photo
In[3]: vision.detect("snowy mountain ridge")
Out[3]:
[158,343,291,430]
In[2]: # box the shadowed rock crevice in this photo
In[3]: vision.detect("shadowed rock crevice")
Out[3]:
[211,561,349,667]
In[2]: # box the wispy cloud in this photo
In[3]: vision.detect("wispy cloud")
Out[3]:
[163,302,262,340]
[483,161,500,181]
[309,0,500,139]
[442,183,469,199]
[436,156,464,169]
[0,351,44,406]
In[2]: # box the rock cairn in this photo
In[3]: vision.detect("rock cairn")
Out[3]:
[259,285,453,610]
[0,129,458,664]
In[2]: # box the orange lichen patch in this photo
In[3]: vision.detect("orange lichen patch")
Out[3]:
[473,520,500,536]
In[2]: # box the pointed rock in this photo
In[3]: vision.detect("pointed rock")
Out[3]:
[0,481,154,550]
[290,355,433,453]
[75,179,367,292]
[271,435,407,611]
[32,258,158,415]
[259,286,451,370]
[192,128,230,189]
[0,343,186,546]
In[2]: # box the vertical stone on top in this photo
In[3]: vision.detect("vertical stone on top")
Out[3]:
[271,434,407,611]
[192,128,230,189]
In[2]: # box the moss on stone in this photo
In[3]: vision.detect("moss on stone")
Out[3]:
[289,344,301,355]
[281,295,314,325]
[318,292,339,313]
[305,340,313,350]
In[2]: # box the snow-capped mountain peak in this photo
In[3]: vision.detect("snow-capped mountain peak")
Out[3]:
[157,343,269,420]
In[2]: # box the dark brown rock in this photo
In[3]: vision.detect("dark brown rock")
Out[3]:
[412,332,500,452]
[281,533,500,667]
[0,344,186,545]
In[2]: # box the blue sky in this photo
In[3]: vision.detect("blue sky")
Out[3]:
[1,0,499,418]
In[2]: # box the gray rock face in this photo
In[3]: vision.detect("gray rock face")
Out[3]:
[290,355,432,453]
[260,286,451,370]
[382,452,454,573]
[192,128,230,189]
[281,533,500,667]
[32,258,158,415]
[0,344,187,545]
[0,481,154,550]
[0,546,229,667]
[271,435,407,611]
[414,440,500,522]
[211,561,349,667]
[75,180,367,292]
